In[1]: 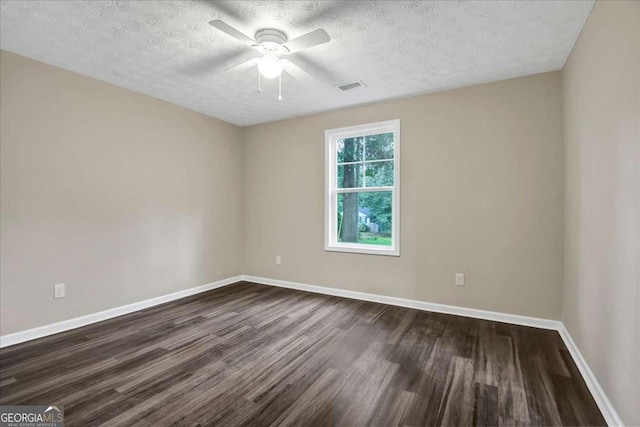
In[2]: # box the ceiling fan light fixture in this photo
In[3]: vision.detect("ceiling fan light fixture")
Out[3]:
[258,54,282,79]
[209,20,330,100]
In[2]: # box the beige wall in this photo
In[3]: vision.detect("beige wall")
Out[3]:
[0,51,244,335]
[243,72,565,320]
[562,1,640,425]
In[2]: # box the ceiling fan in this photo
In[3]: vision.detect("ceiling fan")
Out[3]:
[209,20,330,100]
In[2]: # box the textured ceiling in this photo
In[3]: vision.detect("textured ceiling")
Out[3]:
[0,0,594,126]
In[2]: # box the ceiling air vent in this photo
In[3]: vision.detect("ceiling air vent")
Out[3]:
[336,80,366,91]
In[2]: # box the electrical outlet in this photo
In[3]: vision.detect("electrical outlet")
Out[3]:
[54,283,65,299]
[275,255,281,265]
[455,273,465,286]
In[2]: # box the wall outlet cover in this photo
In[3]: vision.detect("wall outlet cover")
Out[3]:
[54,283,65,299]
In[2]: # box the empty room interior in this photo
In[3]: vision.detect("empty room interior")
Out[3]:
[0,1,638,426]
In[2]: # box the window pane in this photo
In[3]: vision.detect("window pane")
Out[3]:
[365,161,393,187]
[337,137,364,163]
[337,191,392,246]
[365,133,394,161]
[337,163,363,188]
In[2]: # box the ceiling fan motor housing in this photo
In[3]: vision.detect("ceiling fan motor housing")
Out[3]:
[254,29,290,54]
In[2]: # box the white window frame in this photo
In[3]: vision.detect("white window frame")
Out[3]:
[324,119,400,256]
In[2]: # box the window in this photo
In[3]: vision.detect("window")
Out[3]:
[325,119,400,256]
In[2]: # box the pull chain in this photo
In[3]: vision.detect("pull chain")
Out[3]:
[258,69,262,93]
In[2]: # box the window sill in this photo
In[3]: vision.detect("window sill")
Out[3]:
[325,244,400,257]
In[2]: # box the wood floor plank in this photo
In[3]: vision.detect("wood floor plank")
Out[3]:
[437,356,475,426]
[0,281,606,426]
[474,383,499,426]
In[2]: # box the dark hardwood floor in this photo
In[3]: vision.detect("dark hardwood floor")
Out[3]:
[0,281,605,426]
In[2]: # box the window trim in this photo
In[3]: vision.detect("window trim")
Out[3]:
[324,119,400,256]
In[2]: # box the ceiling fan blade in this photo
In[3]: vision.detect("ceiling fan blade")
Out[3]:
[286,52,336,82]
[179,50,249,75]
[201,1,245,23]
[209,20,256,47]
[226,57,260,73]
[283,29,330,54]
[282,60,314,81]
[296,2,360,26]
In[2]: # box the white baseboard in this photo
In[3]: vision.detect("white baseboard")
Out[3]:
[0,275,242,348]
[1,274,621,426]
[558,324,624,426]
[241,275,561,330]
